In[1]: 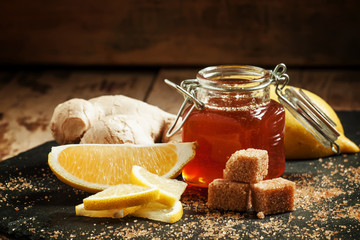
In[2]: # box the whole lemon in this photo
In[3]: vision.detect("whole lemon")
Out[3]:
[270,85,359,159]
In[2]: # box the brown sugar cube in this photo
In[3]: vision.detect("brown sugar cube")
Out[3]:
[223,148,268,183]
[251,177,295,215]
[207,179,250,211]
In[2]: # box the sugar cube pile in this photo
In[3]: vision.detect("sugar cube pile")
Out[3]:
[208,148,295,217]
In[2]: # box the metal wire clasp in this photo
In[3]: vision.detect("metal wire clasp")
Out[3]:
[164,79,204,137]
[271,64,340,154]
[270,63,290,90]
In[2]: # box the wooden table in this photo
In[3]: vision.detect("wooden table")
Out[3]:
[1,67,359,161]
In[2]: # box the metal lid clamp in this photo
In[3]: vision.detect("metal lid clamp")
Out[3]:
[271,64,340,154]
[164,79,204,137]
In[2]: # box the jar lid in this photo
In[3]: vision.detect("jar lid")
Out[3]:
[271,64,340,154]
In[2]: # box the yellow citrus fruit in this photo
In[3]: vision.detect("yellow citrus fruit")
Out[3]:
[77,199,184,223]
[82,184,159,210]
[132,200,183,223]
[270,85,359,159]
[75,203,140,218]
[48,142,196,193]
[131,165,187,207]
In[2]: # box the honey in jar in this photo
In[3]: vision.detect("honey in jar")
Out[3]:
[180,65,285,187]
[166,64,340,188]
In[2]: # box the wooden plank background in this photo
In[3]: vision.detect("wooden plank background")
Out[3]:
[0,0,360,67]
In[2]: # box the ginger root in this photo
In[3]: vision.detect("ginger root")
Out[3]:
[50,95,181,145]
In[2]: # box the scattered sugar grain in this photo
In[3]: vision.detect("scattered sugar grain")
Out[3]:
[257,212,265,219]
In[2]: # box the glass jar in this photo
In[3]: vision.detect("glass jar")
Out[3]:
[177,65,286,187]
[166,64,340,188]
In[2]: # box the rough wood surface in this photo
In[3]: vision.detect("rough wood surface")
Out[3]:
[0,1,359,66]
[147,68,198,114]
[292,69,360,111]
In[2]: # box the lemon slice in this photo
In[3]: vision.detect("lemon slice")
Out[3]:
[48,142,196,193]
[83,184,159,210]
[75,203,140,218]
[131,166,187,207]
[132,200,183,223]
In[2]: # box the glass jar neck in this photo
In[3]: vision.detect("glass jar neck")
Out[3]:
[195,65,271,110]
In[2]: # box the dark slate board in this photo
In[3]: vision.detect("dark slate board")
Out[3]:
[1,111,359,240]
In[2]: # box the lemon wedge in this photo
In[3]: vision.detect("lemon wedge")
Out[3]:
[131,165,187,207]
[132,200,183,224]
[48,142,196,193]
[83,184,159,210]
[75,203,140,218]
